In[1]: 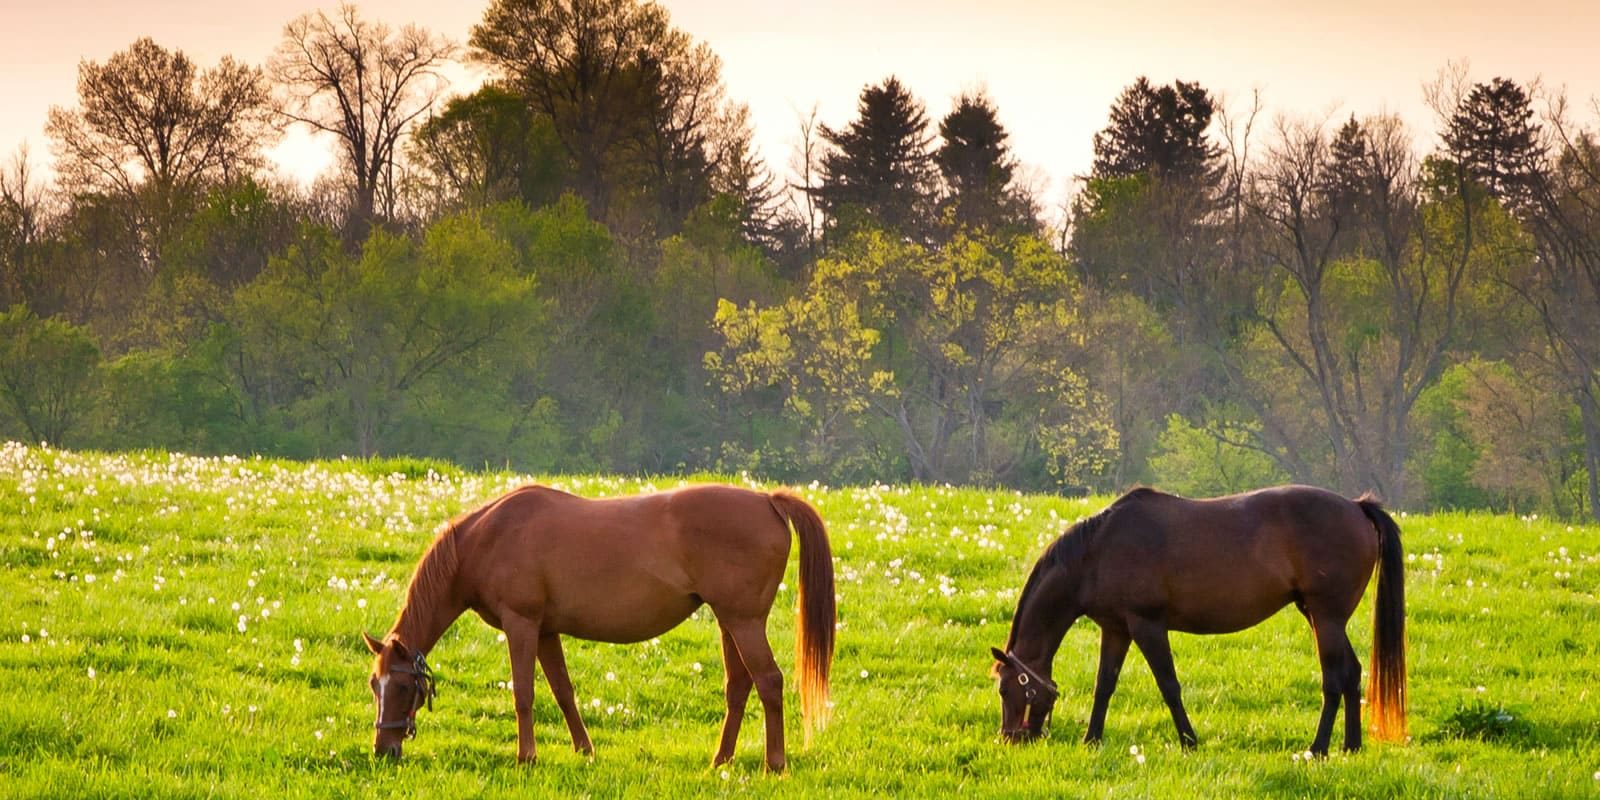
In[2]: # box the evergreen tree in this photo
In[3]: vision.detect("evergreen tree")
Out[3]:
[811,76,936,240]
[1091,77,1221,182]
[934,91,1037,234]
[1442,77,1546,212]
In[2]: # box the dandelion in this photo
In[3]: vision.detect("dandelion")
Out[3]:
[692,662,703,673]
[860,669,870,679]
[20,634,29,644]
[719,770,730,781]
[168,709,178,718]
[314,730,323,740]
[87,667,96,679]
[605,671,616,681]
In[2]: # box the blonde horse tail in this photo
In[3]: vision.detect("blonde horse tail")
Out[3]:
[1358,495,1408,743]
[769,490,836,744]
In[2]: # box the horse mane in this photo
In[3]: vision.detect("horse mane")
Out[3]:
[388,519,463,645]
[1003,509,1104,652]
[1003,488,1156,653]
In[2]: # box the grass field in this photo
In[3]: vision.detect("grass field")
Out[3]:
[2,441,1598,798]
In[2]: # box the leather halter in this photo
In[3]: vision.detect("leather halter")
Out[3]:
[375,652,437,739]
[1003,650,1060,702]
[999,650,1059,740]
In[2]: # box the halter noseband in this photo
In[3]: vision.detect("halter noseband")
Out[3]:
[375,652,437,739]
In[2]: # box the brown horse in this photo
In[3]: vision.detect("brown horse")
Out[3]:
[363,483,835,771]
[991,485,1406,755]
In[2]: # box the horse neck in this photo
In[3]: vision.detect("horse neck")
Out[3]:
[388,531,466,656]
[1009,552,1082,675]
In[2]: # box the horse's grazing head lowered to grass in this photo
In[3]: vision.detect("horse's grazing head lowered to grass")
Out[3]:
[364,632,437,759]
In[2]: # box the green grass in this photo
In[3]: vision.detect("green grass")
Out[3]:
[2,441,1598,798]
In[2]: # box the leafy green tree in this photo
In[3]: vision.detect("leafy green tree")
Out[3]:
[1149,412,1288,497]
[409,84,569,214]
[232,211,539,456]
[0,305,101,445]
[811,77,937,242]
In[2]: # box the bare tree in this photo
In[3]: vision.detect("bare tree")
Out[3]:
[0,145,54,307]
[270,2,455,237]
[45,37,275,268]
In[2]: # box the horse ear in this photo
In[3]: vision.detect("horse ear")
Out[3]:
[363,631,384,654]
[990,646,1009,664]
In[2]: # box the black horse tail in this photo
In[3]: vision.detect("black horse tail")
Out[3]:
[1358,495,1407,743]
[770,490,836,744]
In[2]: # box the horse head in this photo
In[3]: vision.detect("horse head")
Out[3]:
[990,647,1058,743]
[364,631,437,759]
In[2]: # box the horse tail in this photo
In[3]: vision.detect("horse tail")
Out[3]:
[1358,495,1408,743]
[769,489,836,743]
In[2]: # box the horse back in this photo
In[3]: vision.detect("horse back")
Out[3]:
[1086,485,1381,633]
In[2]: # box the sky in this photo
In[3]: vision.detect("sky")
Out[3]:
[4,0,1600,204]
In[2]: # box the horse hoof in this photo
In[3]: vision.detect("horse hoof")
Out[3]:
[765,757,787,773]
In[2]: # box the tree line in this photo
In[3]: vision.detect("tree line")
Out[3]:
[2,0,1598,521]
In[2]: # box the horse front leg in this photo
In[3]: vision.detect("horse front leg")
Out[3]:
[538,634,594,756]
[1085,625,1132,745]
[504,615,543,763]
[712,625,754,767]
[1129,617,1198,750]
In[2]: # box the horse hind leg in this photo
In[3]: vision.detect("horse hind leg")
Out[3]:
[717,614,786,772]
[538,634,594,756]
[1304,605,1361,756]
[712,625,755,767]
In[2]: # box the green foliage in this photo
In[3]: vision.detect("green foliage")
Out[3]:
[1429,700,1530,743]
[1150,413,1289,497]
[0,305,101,445]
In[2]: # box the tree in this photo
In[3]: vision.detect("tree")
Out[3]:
[1091,77,1222,182]
[0,305,101,445]
[470,0,738,239]
[232,211,539,456]
[1231,113,1505,503]
[0,146,52,308]
[409,84,567,213]
[45,38,275,268]
[1442,78,1546,213]
[811,77,937,241]
[270,3,455,236]
[934,91,1038,235]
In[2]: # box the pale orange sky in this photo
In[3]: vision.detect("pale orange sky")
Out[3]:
[4,0,1599,202]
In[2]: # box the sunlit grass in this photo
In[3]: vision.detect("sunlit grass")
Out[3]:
[2,441,1598,797]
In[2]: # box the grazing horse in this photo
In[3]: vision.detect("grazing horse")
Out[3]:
[364,483,835,772]
[991,485,1406,755]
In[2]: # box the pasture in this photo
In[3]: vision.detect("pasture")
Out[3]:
[2,442,1597,798]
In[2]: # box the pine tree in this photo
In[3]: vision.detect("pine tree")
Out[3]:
[1442,77,1546,210]
[811,76,936,240]
[934,92,1037,234]
[1091,77,1221,182]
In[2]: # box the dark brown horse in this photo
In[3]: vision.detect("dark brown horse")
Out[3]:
[991,485,1406,755]
[364,483,835,771]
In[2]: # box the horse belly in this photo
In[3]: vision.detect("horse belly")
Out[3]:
[541,582,703,644]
